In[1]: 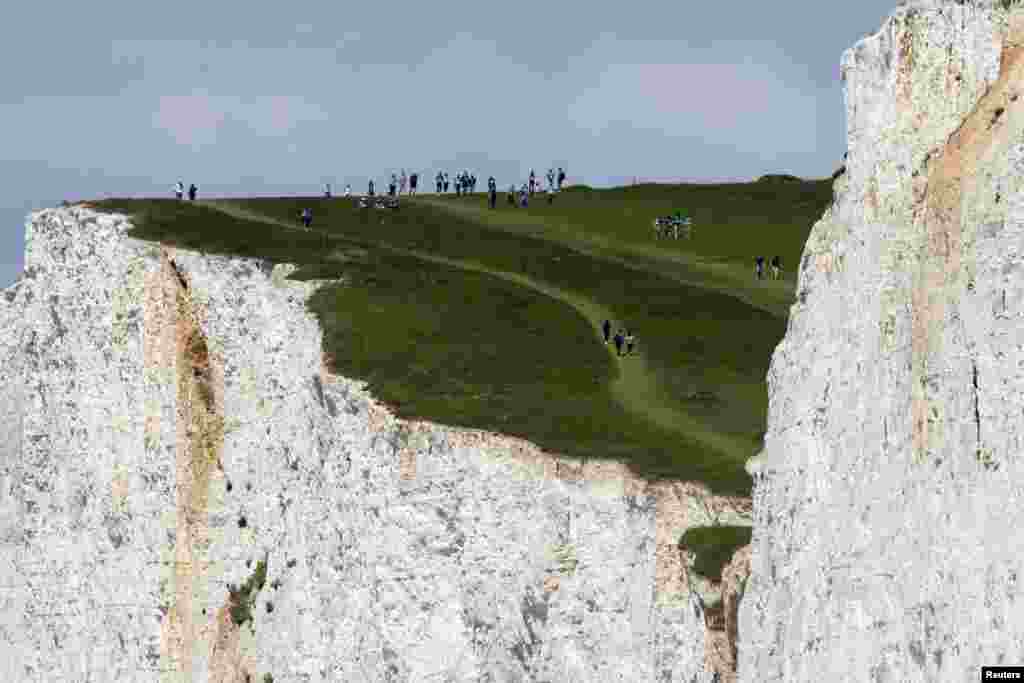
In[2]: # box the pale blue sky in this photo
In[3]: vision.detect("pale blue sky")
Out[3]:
[0,0,898,288]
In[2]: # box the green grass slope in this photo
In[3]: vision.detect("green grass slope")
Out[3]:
[89,176,832,497]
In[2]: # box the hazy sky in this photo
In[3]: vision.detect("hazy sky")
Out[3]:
[0,0,899,288]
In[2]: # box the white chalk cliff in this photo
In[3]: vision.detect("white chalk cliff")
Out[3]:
[743,0,1024,680]
[0,207,750,682]
[10,1,1024,680]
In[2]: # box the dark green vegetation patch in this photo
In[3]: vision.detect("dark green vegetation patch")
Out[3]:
[228,555,268,626]
[679,525,753,582]
[91,176,832,497]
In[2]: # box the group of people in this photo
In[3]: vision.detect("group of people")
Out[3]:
[755,255,783,280]
[343,166,568,205]
[362,171,420,198]
[602,319,636,357]
[174,181,199,201]
[435,171,476,196]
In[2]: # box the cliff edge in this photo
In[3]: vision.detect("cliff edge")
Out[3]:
[0,206,749,682]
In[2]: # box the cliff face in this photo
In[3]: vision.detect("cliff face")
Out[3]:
[0,207,750,682]
[741,1,1024,680]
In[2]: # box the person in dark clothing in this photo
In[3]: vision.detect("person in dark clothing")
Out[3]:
[508,185,515,206]
[368,179,375,197]
[529,169,536,196]
[188,183,197,201]
[755,255,765,280]
[488,176,497,209]
[557,168,566,190]
[389,180,397,197]
[602,319,611,344]
[444,173,450,193]
[301,208,312,228]
[614,330,624,357]
[410,173,418,195]
[436,172,442,194]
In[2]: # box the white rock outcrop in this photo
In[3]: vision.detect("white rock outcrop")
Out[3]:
[742,1,1024,681]
[0,206,750,682]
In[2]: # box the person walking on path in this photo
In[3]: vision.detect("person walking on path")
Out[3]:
[529,169,536,196]
[188,183,198,201]
[175,181,184,200]
[410,172,418,195]
[488,176,497,209]
[602,319,611,344]
[614,330,624,357]
[770,255,781,280]
[755,255,765,280]
[324,183,332,198]
[301,207,313,228]
[625,330,635,355]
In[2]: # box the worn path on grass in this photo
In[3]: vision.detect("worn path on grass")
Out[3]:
[412,196,796,320]
[202,200,757,464]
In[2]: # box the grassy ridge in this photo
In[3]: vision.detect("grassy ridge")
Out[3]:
[89,177,832,497]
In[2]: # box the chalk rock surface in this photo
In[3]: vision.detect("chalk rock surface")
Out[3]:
[0,206,750,682]
[741,1,1024,681]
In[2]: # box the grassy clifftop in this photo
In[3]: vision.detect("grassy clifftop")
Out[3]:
[91,176,832,496]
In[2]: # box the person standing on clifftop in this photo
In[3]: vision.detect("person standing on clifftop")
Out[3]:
[188,184,197,201]
[175,181,184,200]
[400,169,407,195]
[368,178,375,197]
[488,176,497,209]
[409,172,418,196]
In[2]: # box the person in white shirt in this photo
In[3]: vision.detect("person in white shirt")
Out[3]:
[175,181,184,200]
[344,184,351,197]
